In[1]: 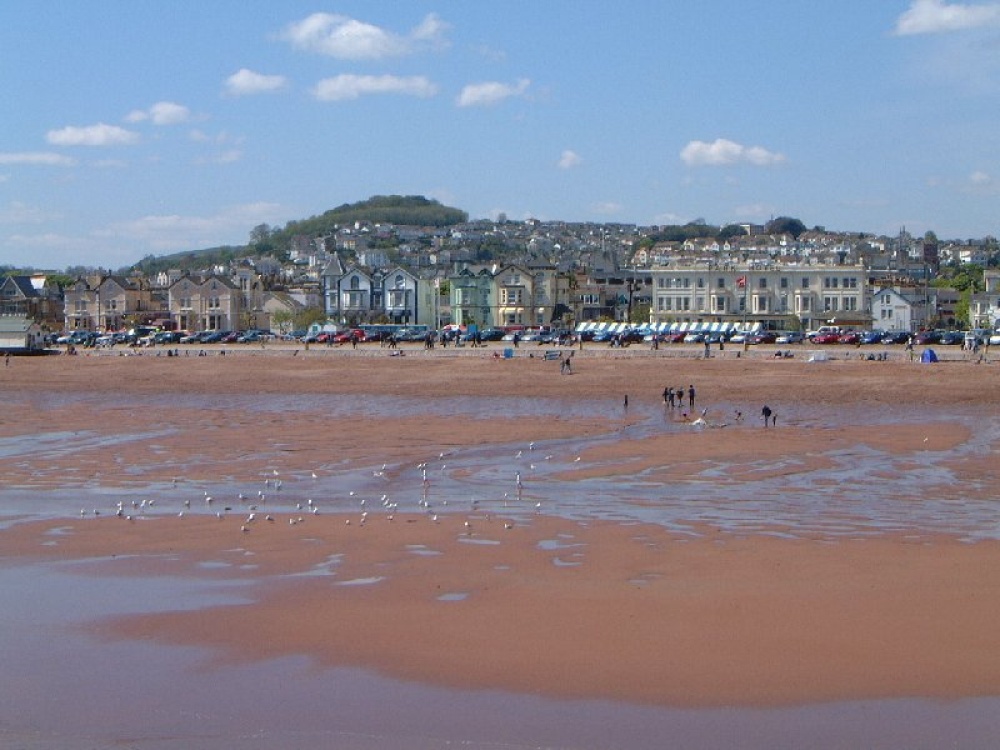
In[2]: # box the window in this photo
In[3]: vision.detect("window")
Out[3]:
[696,277,705,288]
[780,277,788,289]
[717,277,726,288]
[394,274,404,289]
[758,277,767,289]
[802,277,810,289]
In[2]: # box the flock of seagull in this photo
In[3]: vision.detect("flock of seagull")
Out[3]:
[79,440,574,536]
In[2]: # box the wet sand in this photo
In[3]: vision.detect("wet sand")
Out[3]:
[3,347,1000,745]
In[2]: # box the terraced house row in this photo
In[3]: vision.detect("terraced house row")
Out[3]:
[0,257,987,337]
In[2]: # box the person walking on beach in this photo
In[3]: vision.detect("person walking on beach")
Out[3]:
[688,385,696,409]
[624,394,629,410]
[761,405,773,427]
[662,386,669,404]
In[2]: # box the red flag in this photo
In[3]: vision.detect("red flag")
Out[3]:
[736,275,747,288]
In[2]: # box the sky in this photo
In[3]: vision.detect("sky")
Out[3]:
[3,0,1000,271]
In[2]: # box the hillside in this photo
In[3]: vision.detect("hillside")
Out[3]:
[130,195,468,275]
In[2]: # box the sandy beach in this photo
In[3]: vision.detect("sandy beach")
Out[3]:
[3,344,1000,747]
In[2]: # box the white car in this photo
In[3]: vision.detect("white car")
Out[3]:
[775,331,805,344]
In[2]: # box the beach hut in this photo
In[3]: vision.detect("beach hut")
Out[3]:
[0,316,44,352]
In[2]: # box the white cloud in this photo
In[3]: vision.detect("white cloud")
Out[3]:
[47,123,140,146]
[734,203,776,219]
[592,201,623,215]
[894,0,1000,35]
[557,150,582,169]
[0,201,60,224]
[97,202,285,251]
[0,151,76,166]
[225,68,288,96]
[456,78,530,107]
[196,149,243,165]
[680,138,785,167]
[312,74,437,101]
[652,211,686,225]
[970,170,993,184]
[125,101,192,125]
[282,12,449,59]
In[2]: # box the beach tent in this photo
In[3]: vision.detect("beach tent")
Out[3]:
[920,348,938,363]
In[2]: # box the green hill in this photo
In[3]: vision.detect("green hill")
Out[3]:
[130,195,468,275]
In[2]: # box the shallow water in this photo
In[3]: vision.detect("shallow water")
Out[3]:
[4,393,998,541]
[3,564,1000,750]
[4,391,1000,748]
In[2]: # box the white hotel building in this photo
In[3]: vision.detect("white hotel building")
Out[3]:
[647,262,871,331]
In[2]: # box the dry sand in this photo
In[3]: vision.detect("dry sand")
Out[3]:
[3,346,1000,709]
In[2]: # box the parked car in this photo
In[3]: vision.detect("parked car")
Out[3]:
[812,332,842,345]
[333,329,366,344]
[838,331,861,345]
[938,330,964,345]
[914,330,941,345]
[774,331,805,344]
[748,331,777,345]
[880,331,910,345]
[154,331,182,344]
[858,330,884,345]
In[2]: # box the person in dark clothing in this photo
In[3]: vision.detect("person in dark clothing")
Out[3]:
[761,405,773,427]
[688,385,695,409]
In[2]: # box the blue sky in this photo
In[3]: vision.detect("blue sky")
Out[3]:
[3,1,1000,271]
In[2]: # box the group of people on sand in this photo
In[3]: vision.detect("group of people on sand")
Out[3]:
[662,384,696,410]
[651,382,777,428]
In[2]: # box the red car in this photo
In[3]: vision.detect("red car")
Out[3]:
[333,329,366,344]
[812,332,842,344]
[748,332,776,345]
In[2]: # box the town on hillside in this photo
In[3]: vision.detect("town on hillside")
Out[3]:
[3,215,1000,352]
